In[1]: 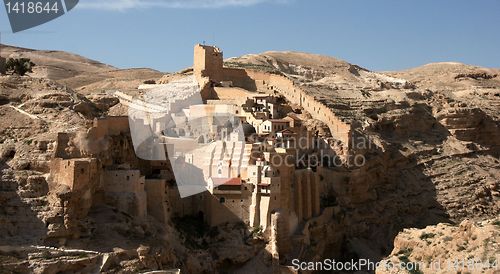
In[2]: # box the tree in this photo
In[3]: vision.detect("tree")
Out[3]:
[5,58,35,76]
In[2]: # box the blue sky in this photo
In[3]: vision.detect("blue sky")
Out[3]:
[1,0,499,72]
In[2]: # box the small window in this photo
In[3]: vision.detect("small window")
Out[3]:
[126,176,130,181]
[220,197,225,203]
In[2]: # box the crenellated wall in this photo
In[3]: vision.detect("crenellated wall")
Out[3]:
[242,70,353,148]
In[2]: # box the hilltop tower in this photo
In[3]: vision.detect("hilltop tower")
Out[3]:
[193,44,224,83]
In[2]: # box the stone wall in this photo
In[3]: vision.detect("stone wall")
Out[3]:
[221,67,257,90]
[49,158,99,192]
[145,179,169,224]
[206,190,252,227]
[48,158,101,238]
[293,169,320,222]
[270,210,291,269]
[213,87,253,105]
[102,170,147,219]
[89,116,130,140]
[102,170,143,192]
[166,186,206,219]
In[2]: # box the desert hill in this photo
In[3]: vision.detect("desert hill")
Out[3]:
[0,44,164,93]
[388,62,500,89]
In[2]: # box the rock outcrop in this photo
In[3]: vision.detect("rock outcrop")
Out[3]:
[377,219,500,274]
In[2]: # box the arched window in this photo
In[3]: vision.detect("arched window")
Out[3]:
[219,197,225,203]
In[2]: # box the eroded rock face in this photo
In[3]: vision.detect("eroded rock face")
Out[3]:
[0,246,102,274]
[377,219,500,274]
[435,104,500,148]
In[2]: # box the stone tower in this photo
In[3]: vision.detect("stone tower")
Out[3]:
[193,44,223,83]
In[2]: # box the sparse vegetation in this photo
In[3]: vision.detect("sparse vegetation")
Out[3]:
[224,61,282,74]
[5,58,35,76]
[143,79,156,84]
[251,225,263,238]
[419,232,436,240]
[457,245,466,251]
[398,252,423,274]
[172,215,210,249]
[397,248,413,256]
[443,236,453,242]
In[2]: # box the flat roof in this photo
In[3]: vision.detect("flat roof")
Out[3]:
[212,177,242,186]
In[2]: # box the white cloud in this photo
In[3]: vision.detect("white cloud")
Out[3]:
[78,0,288,11]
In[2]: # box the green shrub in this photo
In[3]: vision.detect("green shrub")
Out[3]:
[251,225,263,238]
[419,232,435,240]
[443,236,453,242]
[6,58,35,76]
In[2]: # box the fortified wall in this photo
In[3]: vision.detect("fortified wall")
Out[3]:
[193,44,353,149]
